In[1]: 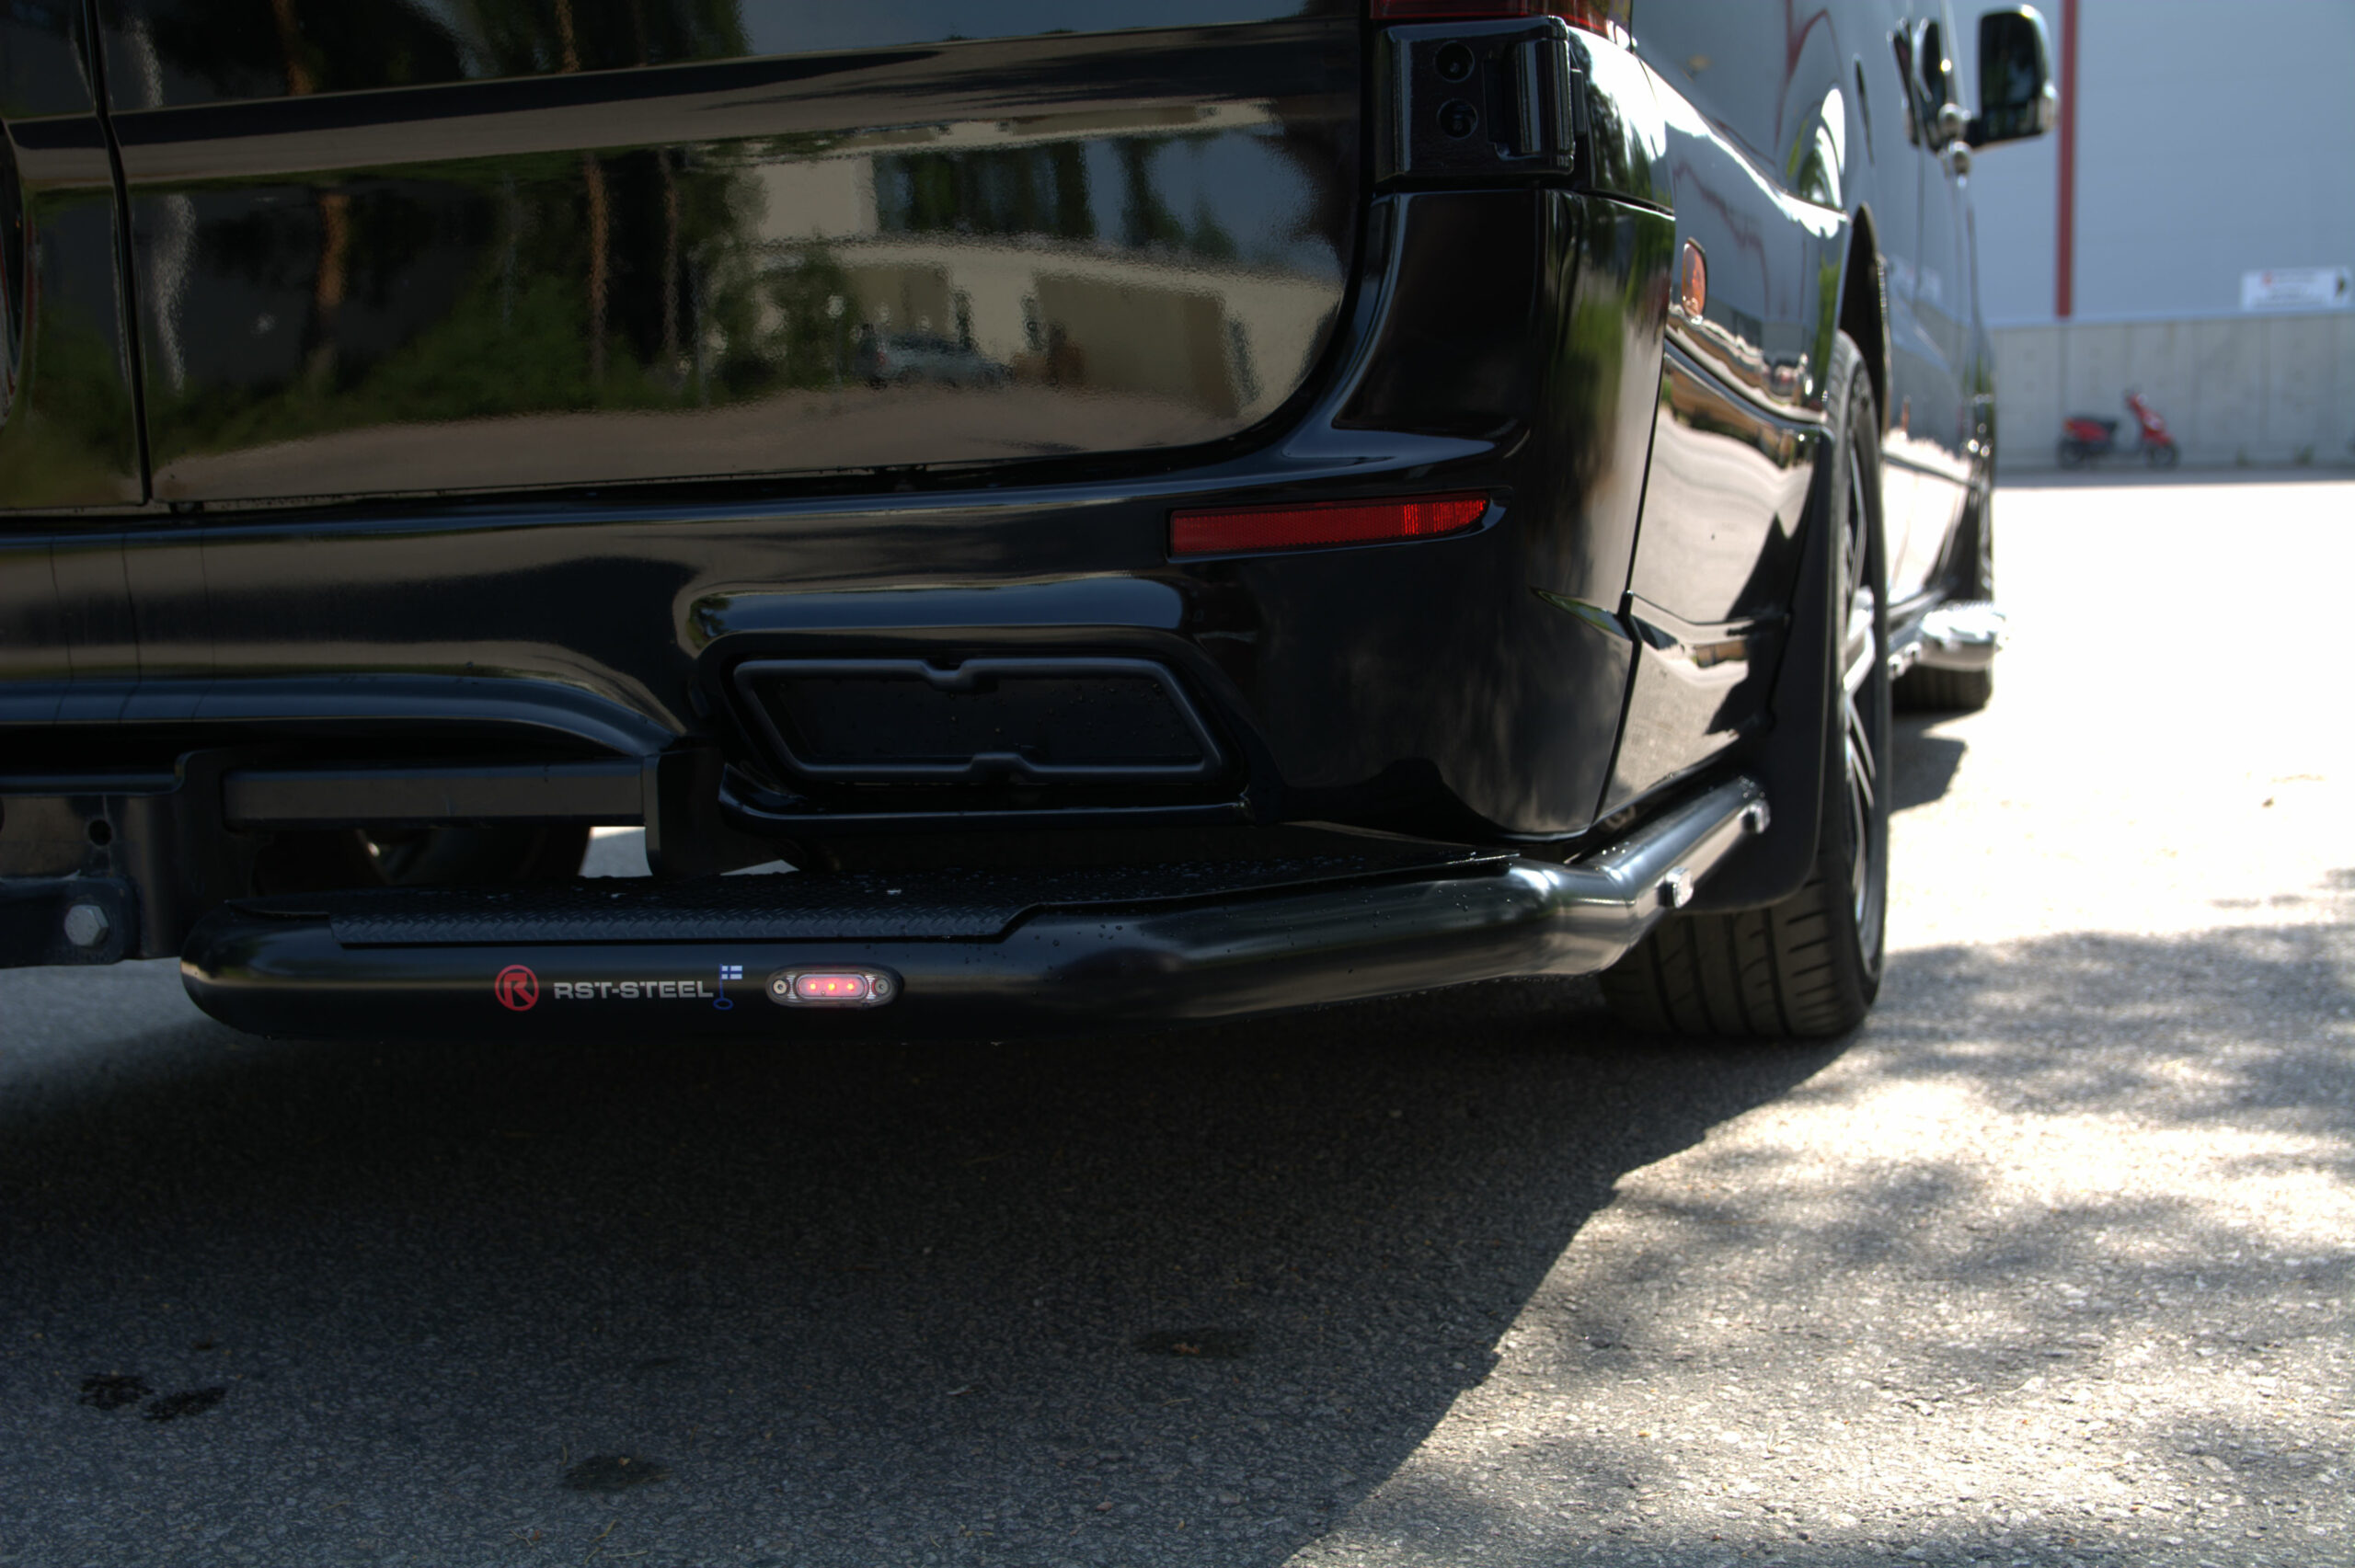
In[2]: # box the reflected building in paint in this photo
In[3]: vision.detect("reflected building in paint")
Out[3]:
[0,0,1358,507]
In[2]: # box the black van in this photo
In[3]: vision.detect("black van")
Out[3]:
[0,1,2050,1040]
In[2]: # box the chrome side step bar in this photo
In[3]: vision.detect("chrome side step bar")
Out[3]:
[1890,599,2007,678]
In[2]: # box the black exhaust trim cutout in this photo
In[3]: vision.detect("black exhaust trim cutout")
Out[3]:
[730,657,1228,788]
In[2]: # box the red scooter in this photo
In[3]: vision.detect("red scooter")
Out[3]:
[2059,390,2179,468]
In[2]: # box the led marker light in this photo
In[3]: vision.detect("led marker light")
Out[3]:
[767,967,899,1008]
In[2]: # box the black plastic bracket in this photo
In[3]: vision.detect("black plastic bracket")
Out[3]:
[1375,17,1580,185]
[222,761,641,828]
[0,876,138,968]
[643,747,788,879]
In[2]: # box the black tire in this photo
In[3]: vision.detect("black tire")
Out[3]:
[1896,658,1991,712]
[1601,333,1890,1039]
[1895,481,1995,713]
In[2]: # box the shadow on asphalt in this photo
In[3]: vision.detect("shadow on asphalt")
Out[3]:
[1308,916,2354,1567]
[0,974,1840,1564]
[6,910,2346,1565]
[1891,714,1967,813]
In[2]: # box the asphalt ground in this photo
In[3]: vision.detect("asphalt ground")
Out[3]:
[2,476,2349,1568]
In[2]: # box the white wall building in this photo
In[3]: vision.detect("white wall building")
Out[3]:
[1957,0,2355,468]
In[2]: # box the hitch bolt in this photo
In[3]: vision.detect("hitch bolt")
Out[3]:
[63,902,111,950]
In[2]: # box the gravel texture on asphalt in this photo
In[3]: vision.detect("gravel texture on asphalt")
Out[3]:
[0,476,2349,1568]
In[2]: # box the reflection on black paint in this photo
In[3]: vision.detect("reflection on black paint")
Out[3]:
[879,144,1099,244]
[139,152,819,454]
[0,4,92,119]
[1608,349,1816,812]
[0,6,144,509]
[79,1,1356,503]
[1265,190,1670,838]
[106,0,752,105]
[100,1,1332,106]
[0,120,145,509]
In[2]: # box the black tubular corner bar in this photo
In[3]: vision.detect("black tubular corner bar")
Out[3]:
[181,775,1764,1041]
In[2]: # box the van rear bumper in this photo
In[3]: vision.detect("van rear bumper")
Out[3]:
[181,776,1763,1041]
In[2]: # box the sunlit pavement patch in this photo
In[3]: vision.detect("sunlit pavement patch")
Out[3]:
[1290,481,2355,1568]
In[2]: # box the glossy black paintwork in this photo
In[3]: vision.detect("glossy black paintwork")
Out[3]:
[1603,1,2026,806]
[1879,10,1979,600]
[1606,346,1817,812]
[1341,190,1553,439]
[1600,17,1845,809]
[0,4,2033,967]
[89,0,1357,501]
[0,140,1683,845]
[0,4,94,118]
[1630,349,1815,627]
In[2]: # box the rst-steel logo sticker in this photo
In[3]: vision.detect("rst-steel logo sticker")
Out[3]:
[493,964,540,1012]
[546,979,722,1001]
[495,969,741,1008]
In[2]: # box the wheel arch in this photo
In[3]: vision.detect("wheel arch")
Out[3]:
[1685,331,1878,915]
[1838,203,1890,435]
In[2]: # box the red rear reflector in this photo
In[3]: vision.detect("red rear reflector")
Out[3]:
[794,973,872,1001]
[1170,493,1488,557]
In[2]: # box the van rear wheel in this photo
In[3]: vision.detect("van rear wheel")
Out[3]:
[1601,332,1890,1039]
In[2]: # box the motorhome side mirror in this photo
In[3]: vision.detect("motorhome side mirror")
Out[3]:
[1971,6,2056,145]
